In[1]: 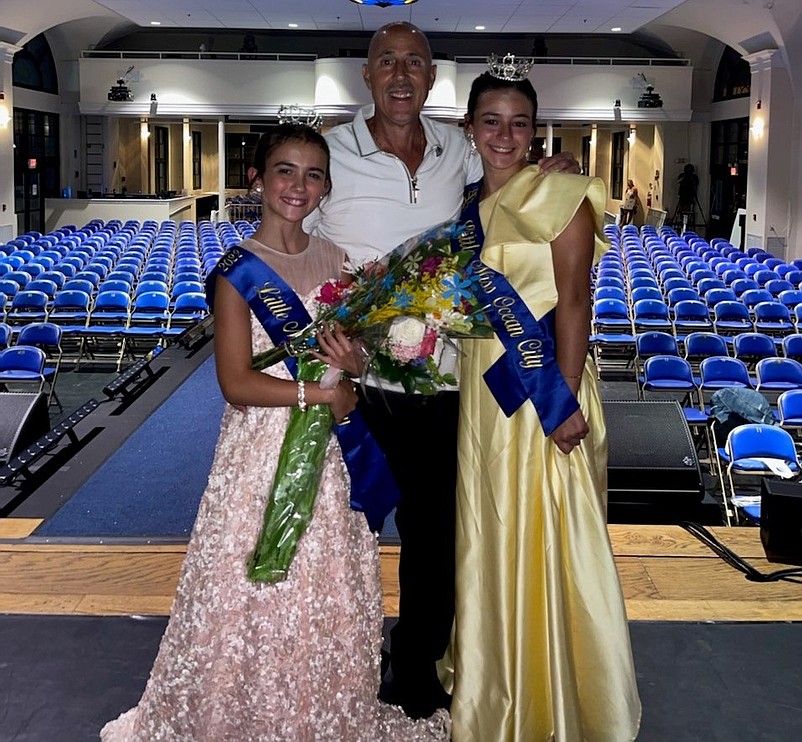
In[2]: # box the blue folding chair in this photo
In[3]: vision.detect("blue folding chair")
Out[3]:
[17,322,64,407]
[755,357,802,394]
[0,345,46,395]
[718,424,801,525]
[753,301,794,337]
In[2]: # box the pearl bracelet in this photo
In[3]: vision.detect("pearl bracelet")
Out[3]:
[297,380,307,412]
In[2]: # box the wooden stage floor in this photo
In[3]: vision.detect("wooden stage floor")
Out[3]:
[1,521,800,621]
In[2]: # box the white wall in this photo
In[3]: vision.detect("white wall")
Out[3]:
[78,56,694,124]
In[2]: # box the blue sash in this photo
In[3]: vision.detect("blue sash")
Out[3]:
[206,246,400,532]
[456,181,579,436]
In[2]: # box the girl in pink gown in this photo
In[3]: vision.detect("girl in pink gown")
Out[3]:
[101,124,449,741]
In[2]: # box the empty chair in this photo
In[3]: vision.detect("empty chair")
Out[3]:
[4,270,33,289]
[629,286,663,305]
[752,301,794,337]
[703,287,738,311]
[641,355,700,407]
[732,332,777,374]
[77,289,131,369]
[730,277,760,297]
[16,322,63,407]
[781,334,802,363]
[26,278,59,301]
[166,291,209,334]
[62,278,96,296]
[134,280,170,298]
[753,269,780,287]
[776,289,802,311]
[632,299,672,333]
[777,389,802,430]
[662,276,693,293]
[0,321,11,350]
[764,279,795,297]
[672,299,713,336]
[740,288,774,312]
[38,270,66,290]
[6,290,49,326]
[0,345,47,395]
[755,357,802,393]
[696,277,726,295]
[98,279,134,295]
[593,286,626,303]
[713,301,753,336]
[666,286,700,308]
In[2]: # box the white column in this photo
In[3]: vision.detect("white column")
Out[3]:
[140,118,150,194]
[744,49,793,257]
[589,124,597,178]
[217,116,226,219]
[545,121,553,158]
[0,42,22,236]
[182,118,192,194]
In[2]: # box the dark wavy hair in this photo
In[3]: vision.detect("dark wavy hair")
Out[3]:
[248,123,331,193]
[465,71,538,122]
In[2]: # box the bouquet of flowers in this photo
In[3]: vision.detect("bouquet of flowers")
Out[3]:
[253,221,492,393]
[247,221,491,583]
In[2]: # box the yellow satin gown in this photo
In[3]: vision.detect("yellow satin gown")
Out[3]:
[450,167,642,741]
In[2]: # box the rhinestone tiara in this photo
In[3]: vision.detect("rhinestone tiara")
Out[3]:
[277,104,323,131]
[487,53,535,82]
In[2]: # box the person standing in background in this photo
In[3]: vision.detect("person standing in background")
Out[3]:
[620,178,638,225]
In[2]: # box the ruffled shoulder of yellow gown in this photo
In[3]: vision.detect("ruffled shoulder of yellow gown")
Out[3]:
[482,165,608,261]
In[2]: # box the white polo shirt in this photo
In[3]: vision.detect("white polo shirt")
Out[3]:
[306,106,483,391]
[307,105,483,264]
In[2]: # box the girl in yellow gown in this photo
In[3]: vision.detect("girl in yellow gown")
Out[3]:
[450,72,642,741]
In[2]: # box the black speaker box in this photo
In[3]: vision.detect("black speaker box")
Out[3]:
[603,400,704,503]
[0,393,50,466]
[760,478,802,565]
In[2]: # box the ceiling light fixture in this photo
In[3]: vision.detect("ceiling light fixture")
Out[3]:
[611,27,622,32]
[288,23,298,28]
[475,26,486,31]
[349,0,418,7]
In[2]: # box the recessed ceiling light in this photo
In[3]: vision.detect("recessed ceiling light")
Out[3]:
[611,27,622,32]
[288,23,298,28]
[475,25,486,31]
[150,21,161,26]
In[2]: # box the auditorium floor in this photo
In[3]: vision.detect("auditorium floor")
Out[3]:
[1,523,800,621]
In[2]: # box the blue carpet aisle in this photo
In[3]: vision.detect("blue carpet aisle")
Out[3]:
[35,356,225,538]
[33,355,400,540]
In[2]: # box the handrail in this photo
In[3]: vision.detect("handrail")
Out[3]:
[454,56,691,67]
[81,50,318,62]
[81,50,687,66]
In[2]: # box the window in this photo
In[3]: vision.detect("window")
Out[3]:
[155,126,169,194]
[192,131,202,190]
[12,34,58,94]
[13,109,60,211]
[611,131,625,200]
[226,133,259,188]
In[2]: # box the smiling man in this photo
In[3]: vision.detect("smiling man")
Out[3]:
[307,21,579,720]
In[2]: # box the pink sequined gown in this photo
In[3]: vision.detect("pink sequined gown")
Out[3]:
[101,237,450,741]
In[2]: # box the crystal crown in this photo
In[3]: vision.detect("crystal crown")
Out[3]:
[487,53,535,82]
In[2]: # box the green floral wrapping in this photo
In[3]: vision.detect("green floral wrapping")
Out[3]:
[247,358,333,583]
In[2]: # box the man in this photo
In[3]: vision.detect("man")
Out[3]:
[307,21,579,719]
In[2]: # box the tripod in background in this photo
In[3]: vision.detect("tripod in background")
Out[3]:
[671,164,708,233]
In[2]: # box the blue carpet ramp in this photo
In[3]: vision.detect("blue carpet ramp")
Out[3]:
[36,356,225,538]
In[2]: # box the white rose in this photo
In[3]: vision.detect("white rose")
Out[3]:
[387,316,427,347]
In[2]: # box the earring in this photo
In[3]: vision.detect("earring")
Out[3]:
[251,182,264,196]
[466,131,476,152]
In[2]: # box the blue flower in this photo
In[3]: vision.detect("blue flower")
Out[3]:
[442,273,474,304]
[392,288,415,309]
